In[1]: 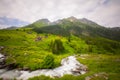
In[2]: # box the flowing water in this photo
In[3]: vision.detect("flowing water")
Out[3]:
[0,55,87,80]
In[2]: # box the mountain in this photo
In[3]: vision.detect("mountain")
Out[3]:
[36,19,50,24]
[0,16,120,80]
[5,26,18,30]
[0,16,29,29]
[52,16,80,24]
[66,16,78,22]
[79,18,98,25]
[26,17,119,41]
[110,27,120,31]
[25,19,50,28]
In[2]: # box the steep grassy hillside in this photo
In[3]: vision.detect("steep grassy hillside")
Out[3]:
[0,29,90,70]
[0,17,120,80]
[0,28,120,71]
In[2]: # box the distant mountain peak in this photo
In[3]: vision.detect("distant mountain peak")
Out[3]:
[25,18,51,28]
[36,19,50,24]
[5,26,18,30]
[79,18,98,25]
[66,16,78,22]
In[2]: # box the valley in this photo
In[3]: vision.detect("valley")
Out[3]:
[0,17,120,80]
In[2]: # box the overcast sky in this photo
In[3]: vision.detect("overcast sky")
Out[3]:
[0,0,120,27]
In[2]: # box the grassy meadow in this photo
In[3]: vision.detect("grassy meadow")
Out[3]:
[0,28,120,80]
[29,54,120,80]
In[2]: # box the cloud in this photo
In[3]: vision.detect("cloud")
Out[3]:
[86,0,120,27]
[0,16,29,28]
[0,24,8,29]
[0,0,120,27]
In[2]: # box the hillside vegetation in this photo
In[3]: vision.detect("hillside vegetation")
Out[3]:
[0,17,120,80]
[0,29,90,70]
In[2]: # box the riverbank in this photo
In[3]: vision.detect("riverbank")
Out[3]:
[0,56,87,80]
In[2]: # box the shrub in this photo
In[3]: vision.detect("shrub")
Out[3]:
[42,55,55,69]
[50,39,65,54]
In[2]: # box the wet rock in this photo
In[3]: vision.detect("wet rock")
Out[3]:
[115,58,120,62]
[85,72,108,80]
[0,54,17,70]
[22,67,30,71]
[0,46,4,51]
[6,63,18,70]
[85,76,92,80]
[0,53,5,65]
[0,69,21,80]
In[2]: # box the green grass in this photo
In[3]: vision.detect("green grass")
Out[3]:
[0,29,89,70]
[0,29,120,80]
[78,54,120,79]
[29,54,120,80]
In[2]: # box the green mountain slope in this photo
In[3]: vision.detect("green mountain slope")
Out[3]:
[25,19,50,28]
[31,17,120,41]
[0,17,120,80]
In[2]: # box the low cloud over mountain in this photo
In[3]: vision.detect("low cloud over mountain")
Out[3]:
[0,0,120,27]
[0,16,29,29]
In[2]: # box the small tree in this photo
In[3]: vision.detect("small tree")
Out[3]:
[50,39,65,54]
[42,55,54,69]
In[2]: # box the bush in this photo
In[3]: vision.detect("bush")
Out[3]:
[50,39,65,54]
[42,55,55,69]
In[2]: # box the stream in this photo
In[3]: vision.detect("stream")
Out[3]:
[0,54,87,80]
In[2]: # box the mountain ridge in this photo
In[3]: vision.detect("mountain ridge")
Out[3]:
[13,16,120,41]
